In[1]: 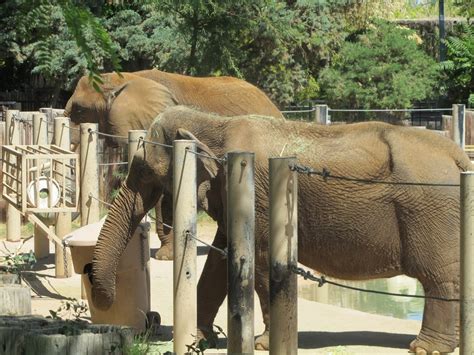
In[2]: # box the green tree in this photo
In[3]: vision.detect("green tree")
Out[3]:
[0,0,120,100]
[441,21,474,107]
[319,20,440,118]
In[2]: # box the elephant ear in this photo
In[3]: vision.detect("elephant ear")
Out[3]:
[105,82,128,111]
[107,78,177,137]
[176,128,219,180]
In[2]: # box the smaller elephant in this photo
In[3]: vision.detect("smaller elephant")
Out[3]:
[65,70,284,260]
[92,106,470,353]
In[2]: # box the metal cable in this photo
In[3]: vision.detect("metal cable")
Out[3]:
[185,231,227,257]
[139,137,173,149]
[149,215,226,256]
[290,266,459,302]
[281,108,316,114]
[290,164,460,187]
[12,114,32,126]
[146,213,173,230]
[87,128,128,140]
[88,193,113,207]
[185,147,226,164]
[62,123,81,132]
[328,108,453,112]
[98,161,128,166]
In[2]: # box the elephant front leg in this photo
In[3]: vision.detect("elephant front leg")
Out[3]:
[197,227,227,346]
[154,191,174,260]
[410,279,458,354]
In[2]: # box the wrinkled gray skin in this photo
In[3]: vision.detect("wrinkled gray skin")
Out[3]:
[92,106,471,353]
[64,70,284,260]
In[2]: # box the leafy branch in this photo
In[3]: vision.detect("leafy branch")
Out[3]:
[48,298,89,321]
[0,250,36,275]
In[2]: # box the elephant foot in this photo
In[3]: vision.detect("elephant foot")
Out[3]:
[255,330,269,350]
[154,243,174,260]
[196,326,218,350]
[409,332,455,355]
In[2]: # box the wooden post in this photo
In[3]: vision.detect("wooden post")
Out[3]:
[461,171,474,354]
[269,157,298,355]
[54,117,73,278]
[227,151,255,354]
[315,105,329,125]
[453,104,466,149]
[173,140,197,355]
[80,123,100,226]
[6,110,22,242]
[80,123,100,298]
[32,113,50,259]
[128,130,150,308]
[128,130,146,170]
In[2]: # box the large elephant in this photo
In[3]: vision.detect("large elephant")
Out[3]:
[64,69,284,146]
[91,106,470,353]
[64,70,284,259]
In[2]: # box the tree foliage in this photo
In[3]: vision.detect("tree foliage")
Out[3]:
[319,21,440,112]
[441,21,474,106]
[0,0,457,108]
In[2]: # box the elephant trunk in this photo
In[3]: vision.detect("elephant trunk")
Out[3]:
[91,182,148,310]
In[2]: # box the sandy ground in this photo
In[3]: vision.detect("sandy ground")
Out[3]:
[0,220,459,355]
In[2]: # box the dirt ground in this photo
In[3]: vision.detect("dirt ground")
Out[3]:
[0,220,459,355]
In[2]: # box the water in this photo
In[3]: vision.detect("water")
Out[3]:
[299,275,424,321]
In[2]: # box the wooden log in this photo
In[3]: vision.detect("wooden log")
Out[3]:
[0,271,20,285]
[0,284,31,315]
[0,316,133,355]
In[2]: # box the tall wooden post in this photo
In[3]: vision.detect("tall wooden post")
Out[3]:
[5,110,21,242]
[227,151,255,354]
[461,171,474,354]
[453,104,465,149]
[80,123,99,298]
[32,113,50,259]
[80,123,100,226]
[128,130,146,170]
[54,117,73,278]
[269,157,298,355]
[128,130,150,309]
[173,140,197,355]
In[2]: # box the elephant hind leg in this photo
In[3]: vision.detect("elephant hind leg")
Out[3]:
[397,204,459,353]
[410,278,458,354]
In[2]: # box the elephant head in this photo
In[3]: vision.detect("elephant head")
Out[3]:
[64,72,177,147]
[91,107,221,310]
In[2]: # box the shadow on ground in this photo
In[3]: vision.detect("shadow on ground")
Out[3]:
[19,254,73,300]
[298,331,414,349]
[201,331,414,351]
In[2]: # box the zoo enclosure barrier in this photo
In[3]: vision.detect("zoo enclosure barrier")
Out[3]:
[153,139,474,353]
[3,108,474,353]
[286,160,473,354]
[283,103,471,149]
